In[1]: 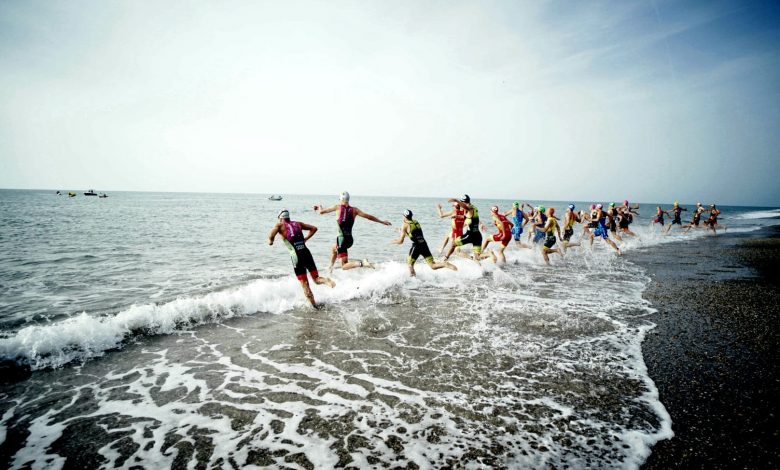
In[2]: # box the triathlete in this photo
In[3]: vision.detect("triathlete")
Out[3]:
[481,206,514,264]
[504,202,530,248]
[652,206,670,230]
[392,210,457,276]
[663,202,687,234]
[528,204,548,245]
[616,202,638,238]
[442,195,482,263]
[436,201,466,255]
[314,191,392,272]
[683,203,706,232]
[589,204,622,255]
[606,203,623,241]
[541,207,564,264]
[268,210,335,308]
[703,204,724,235]
[561,204,581,251]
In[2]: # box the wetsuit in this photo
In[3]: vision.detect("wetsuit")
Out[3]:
[511,209,524,240]
[692,209,702,226]
[593,211,609,239]
[533,213,548,243]
[491,213,512,247]
[407,219,433,264]
[618,210,631,229]
[336,205,355,259]
[451,207,466,240]
[607,209,618,234]
[653,210,665,225]
[544,218,559,249]
[588,210,599,229]
[704,210,719,226]
[563,212,578,241]
[454,206,482,253]
[283,220,318,280]
[671,207,685,225]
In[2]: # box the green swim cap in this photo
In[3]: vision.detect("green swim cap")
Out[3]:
[513,201,520,208]
[538,205,546,212]
[609,202,615,207]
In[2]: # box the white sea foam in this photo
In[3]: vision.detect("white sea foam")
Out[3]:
[733,208,780,219]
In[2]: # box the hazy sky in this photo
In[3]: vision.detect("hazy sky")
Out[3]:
[1,0,778,206]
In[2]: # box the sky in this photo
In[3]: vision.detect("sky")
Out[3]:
[0,0,778,206]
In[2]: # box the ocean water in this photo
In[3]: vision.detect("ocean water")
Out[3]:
[0,189,778,468]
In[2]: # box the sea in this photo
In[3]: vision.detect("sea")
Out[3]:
[1,189,778,469]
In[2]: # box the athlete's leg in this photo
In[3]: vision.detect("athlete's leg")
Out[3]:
[299,279,317,308]
[312,275,335,288]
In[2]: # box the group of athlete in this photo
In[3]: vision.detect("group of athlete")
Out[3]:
[268,192,725,307]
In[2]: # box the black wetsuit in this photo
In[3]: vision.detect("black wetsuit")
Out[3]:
[337,205,355,257]
[407,219,433,264]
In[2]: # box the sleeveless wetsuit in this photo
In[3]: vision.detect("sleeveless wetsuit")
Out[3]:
[451,207,466,240]
[593,211,609,239]
[533,213,548,243]
[511,209,524,240]
[563,212,578,241]
[454,206,482,253]
[491,213,512,247]
[407,219,434,264]
[692,209,702,226]
[588,210,599,229]
[336,205,355,259]
[544,218,559,249]
[654,210,665,225]
[283,220,318,280]
[671,207,684,225]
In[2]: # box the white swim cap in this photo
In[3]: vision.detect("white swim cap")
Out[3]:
[340,191,350,202]
[278,209,290,220]
[403,209,413,219]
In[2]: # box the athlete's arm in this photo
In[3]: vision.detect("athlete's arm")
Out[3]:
[298,222,318,242]
[313,204,338,214]
[437,204,454,218]
[267,223,281,245]
[391,221,409,244]
[354,207,392,226]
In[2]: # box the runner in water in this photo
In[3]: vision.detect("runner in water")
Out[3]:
[663,201,687,234]
[606,203,623,241]
[436,201,466,255]
[504,202,530,248]
[314,191,392,272]
[442,194,482,263]
[392,210,457,276]
[616,201,637,238]
[268,210,335,308]
[541,207,564,264]
[651,206,670,230]
[528,204,548,245]
[561,204,581,251]
[683,203,706,232]
[480,206,514,264]
[702,204,724,235]
[589,204,622,255]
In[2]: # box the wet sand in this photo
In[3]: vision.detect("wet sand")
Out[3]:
[634,226,780,469]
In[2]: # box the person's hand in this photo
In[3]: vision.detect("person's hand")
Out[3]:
[268,239,274,245]
[383,220,392,226]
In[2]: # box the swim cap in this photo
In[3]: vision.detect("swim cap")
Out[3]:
[491,205,499,213]
[403,209,413,219]
[609,202,615,207]
[697,202,702,206]
[623,200,629,205]
[513,202,520,208]
[674,201,679,206]
[590,204,596,210]
[340,191,350,202]
[459,194,470,203]
[548,207,555,215]
[278,209,290,220]
[596,204,603,210]
[568,204,575,210]
[538,205,545,213]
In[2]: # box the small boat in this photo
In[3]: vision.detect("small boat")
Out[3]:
[56,191,61,195]
[268,195,283,201]
[84,189,97,196]
[99,193,108,198]
[68,192,76,198]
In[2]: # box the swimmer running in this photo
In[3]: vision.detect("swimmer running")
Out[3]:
[268,209,335,309]
[314,191,392,272]
[392,210,457,276]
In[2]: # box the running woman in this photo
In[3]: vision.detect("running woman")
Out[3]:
[314,191,392,272]
[504,202,530,248]
[541,207,564,264]
[442,194,482,263]
[589,204,622,255]
[703,204,724,235]
[651,206,669,230]
[683,203,706,232]
[663,202,687,234]
[606,203,623,241]
[392,210,457,277]
[561,204,581,251]
[481,206,514,264]
[268,210,335,308]
[436,201,466,255]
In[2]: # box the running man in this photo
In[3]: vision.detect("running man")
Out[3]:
[481,206,514,264]
[561,204,581,251]
[663,202,687,234]
[683,203,706,232]
[541,207,564,264]
[442,195,482,263]
[268,210,335,308]
[606,203,623,241]
[314,191,392,272]
[651,206,669,231]
[528,204,548,245]
[504,202,530,248]
[436,201,466,255]
[703,204,724,235]
[589,204,622,255]
[392,210,457,276]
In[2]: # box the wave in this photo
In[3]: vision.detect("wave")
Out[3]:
[733,208,780,220]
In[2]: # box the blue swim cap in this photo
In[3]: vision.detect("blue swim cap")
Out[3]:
[568,204,575,210]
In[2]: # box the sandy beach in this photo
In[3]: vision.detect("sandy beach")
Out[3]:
[636,226,780,468]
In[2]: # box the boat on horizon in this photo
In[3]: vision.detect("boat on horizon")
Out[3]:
[268,195,283,201]
[99,193,108,198]
[84,189,97,196]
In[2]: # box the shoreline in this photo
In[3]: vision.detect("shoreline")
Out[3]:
[632,225,780,468]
